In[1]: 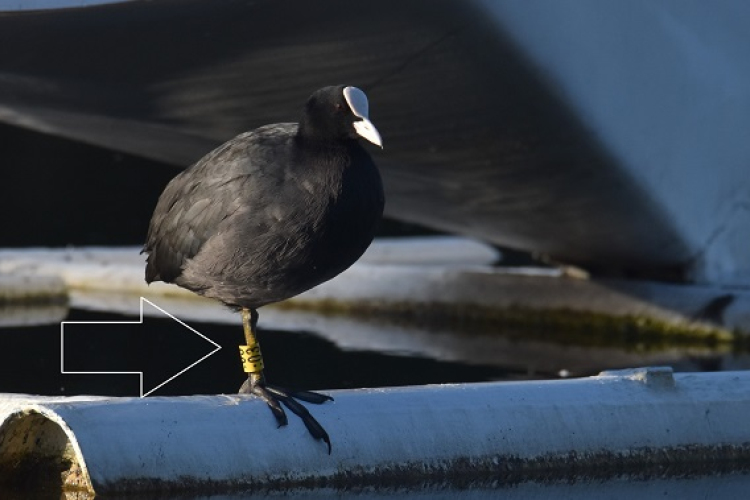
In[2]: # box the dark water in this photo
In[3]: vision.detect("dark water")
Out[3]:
[0,307,515,398]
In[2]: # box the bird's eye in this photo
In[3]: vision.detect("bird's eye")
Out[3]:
[334,103,344,112]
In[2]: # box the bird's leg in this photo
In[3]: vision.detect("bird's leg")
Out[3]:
[238,307,333,453]
[238,308,286,425]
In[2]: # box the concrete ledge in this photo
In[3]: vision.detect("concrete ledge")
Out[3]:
[0,274,68,327]
[0,273,66,305]
[1,368,749,495]
[63,289,746,376]
[2,242,750,337]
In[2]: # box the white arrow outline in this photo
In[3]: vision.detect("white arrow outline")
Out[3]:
[61,296,222,397]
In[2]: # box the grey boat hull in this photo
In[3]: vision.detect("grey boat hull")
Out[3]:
[1,0,748,284]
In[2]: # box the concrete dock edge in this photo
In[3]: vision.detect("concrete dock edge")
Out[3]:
[1,367,749,495]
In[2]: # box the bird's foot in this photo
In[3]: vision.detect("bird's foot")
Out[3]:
[239,376,333,453]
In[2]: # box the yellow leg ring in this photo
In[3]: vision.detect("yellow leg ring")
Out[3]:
[239,344,264,373]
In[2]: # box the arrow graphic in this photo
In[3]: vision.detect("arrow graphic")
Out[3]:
[60,297,222,397]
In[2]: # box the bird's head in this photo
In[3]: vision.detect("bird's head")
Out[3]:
[300,85,383,148]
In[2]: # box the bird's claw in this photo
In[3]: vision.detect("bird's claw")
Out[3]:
[239,378,332,453]
[271,385,334,405]
[239,377,288,427]
[266,384,332,453]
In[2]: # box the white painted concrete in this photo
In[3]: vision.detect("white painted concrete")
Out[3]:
[0,273,68,326]
[357,236,500,266]
[0,273,66,303]
[1,367,749,495]
[1,241,749,333]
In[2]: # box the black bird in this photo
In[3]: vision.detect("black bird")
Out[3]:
[143,86,384,452]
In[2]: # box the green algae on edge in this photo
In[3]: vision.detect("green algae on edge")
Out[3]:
[270,299,740,352]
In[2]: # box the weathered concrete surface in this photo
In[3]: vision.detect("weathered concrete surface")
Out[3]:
[1,368,749,495]
[0,273,66,306]
[1,242,749,335]
[0,273,68,327]
[63,288,747,377]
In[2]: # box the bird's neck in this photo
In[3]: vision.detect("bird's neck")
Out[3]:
[295,126,356,154]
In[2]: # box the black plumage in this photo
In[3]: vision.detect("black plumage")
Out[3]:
[143,85,384,451]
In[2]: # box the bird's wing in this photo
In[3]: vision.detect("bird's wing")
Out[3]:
[143,131,271,284]
[145,184,235,283]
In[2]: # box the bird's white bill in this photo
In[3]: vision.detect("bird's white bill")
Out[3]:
[343,86,369,119]
[353,118,383,148]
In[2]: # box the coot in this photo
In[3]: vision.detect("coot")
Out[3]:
[143,86,384,452]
